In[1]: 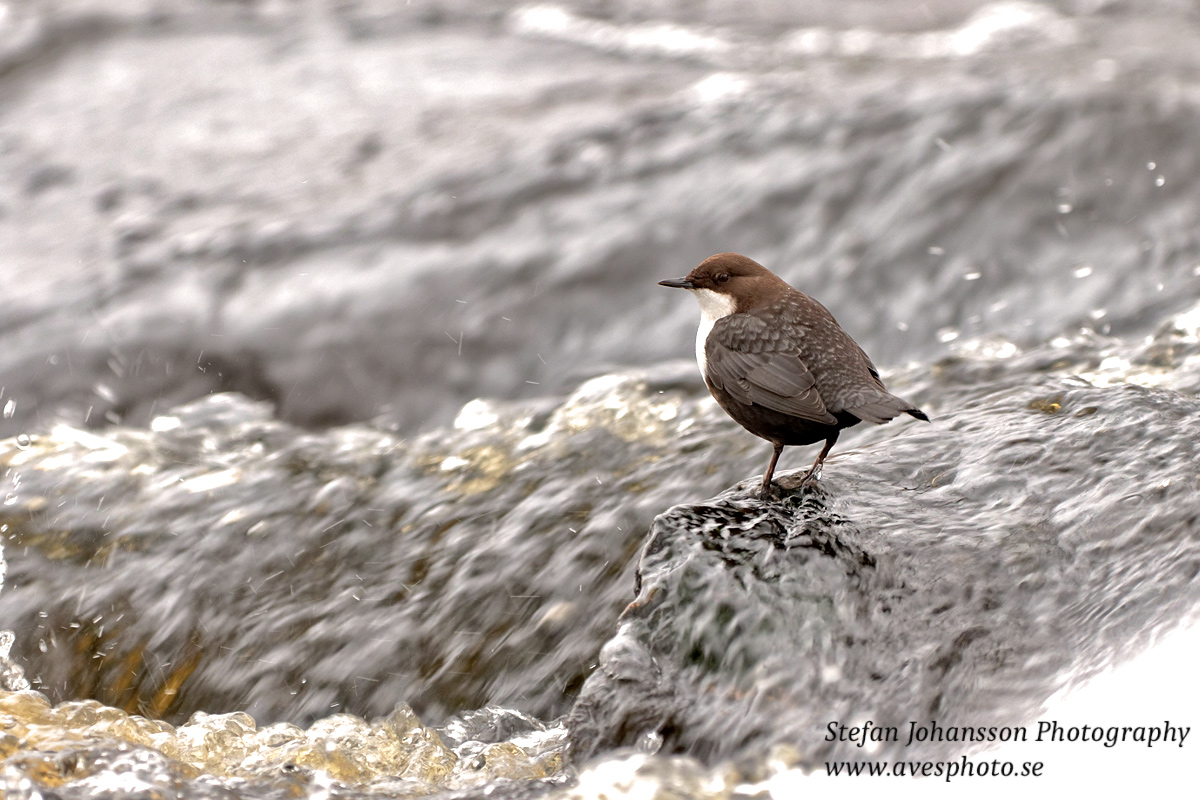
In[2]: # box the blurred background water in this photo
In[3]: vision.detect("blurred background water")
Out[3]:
[2,0,1200,797]
[3,0,1199,439]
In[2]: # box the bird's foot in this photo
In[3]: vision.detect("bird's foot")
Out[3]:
[798,463,823,485]
[758,482,783,502]
[772,467,823,496]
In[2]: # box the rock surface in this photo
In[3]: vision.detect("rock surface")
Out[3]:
[5,302,1200,768]
[569,375,1200,764]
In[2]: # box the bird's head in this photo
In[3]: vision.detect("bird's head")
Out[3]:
[659,252,789,315]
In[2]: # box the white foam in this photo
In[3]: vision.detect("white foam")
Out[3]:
[784,2,1076,61]
[510,4,732,60]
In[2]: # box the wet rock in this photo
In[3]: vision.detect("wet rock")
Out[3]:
[568,377,1200,764]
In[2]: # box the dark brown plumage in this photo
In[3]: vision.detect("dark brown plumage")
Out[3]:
[660,252,928,499]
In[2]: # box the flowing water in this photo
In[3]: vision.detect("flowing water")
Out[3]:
[2,0,1200,797]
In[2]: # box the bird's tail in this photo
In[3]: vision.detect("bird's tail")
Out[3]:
[847,392,929,425]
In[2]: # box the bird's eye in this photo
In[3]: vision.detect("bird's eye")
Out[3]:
[716,273,730,284]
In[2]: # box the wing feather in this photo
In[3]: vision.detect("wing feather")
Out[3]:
[705,315,836,424]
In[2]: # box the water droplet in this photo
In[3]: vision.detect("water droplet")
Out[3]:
[1155,175,1165,187]
[1057,202,1073,214]
[14,434,30,450]
[928,246,945,256]
[637,730,664,754]
[963,272,981,281]
[3,494,17,506]
[2,399,13,419]
[1147,161,1157,170]
[1073,265,1093,278]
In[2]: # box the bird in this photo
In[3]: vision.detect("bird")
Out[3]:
[659,252,928,499]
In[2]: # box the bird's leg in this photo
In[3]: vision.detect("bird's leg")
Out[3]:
[799,432,840,485]
[759,442,785,499]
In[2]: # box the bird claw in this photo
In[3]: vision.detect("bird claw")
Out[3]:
[798,466,822,485]
[758,482,782,502]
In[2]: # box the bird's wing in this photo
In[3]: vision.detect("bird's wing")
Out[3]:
[854,343,886,388]
[706,314,837,424]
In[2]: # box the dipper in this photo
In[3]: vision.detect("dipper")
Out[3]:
[660,253,928,498]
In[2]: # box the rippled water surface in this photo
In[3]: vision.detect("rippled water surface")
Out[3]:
[3,0,1200,797]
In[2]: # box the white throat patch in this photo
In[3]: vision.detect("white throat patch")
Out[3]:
[691,288,736,378]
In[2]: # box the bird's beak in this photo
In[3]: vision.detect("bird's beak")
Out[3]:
[658,277,694,289]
